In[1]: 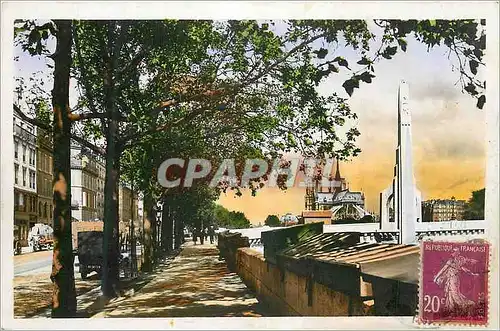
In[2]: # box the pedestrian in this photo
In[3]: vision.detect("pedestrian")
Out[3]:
[204,227,208,242]
[192,228,197,245]
[200,227,205,245]
[208,225,215,244]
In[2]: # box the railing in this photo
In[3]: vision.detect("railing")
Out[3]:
[14,125,36,144]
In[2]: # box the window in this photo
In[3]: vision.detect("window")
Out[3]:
[19,193,24,206]
[14,164,19,184]
[49,205,52,219]
[83,191,88,207]
[14,142,19,159]
[22,167,26,186]
[22,145,26,162]
[14,192,19,207]
[31,171,36,189]
[39,202,43,216]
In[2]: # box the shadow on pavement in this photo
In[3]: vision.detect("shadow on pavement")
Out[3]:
[98,242,269,318]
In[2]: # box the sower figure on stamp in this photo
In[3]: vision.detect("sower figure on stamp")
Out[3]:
[433,247,479,316]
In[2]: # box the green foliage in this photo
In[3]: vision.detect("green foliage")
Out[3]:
[264,214,281,227]
[14,20,55,56]
[213,204,251,229]
[368,19,486,108]
[463,188,485,220]
[34,99,52,127]
[14,19,488,232]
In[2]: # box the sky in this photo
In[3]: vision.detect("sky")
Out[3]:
[14,21,486,224]
[218,30,486,223]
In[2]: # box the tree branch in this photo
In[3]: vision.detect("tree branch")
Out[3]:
[68,111,127,122]
[116,49,147,80]
[14,103,106,155]
[73,21,100,115]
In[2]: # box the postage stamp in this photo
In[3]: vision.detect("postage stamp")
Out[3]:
[418,240,490,326]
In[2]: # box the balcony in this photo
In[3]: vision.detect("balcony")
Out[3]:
[14,125,36,144]
[71,200,80,210]
[70,159,98,175]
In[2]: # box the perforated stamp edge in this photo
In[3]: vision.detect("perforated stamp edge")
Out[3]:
[415,237,491,328]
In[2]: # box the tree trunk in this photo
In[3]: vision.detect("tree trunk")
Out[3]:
[102,146,121,297]
[142,194,155,272]
[130,186,137,277]
[50,20,77,318]
[101,21,123,298]
[161,202,174,253]
[152,204,158,261]
[174,216,182,249]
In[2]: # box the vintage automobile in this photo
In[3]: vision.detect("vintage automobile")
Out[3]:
[77,231,104,280]
[28,223,54,252]
[77,230,131,280]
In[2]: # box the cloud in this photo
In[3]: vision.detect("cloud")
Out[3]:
[412,78,462,102]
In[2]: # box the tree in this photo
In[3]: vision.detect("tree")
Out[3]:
[264,214,281,227]
[49,20,77,318]
[463,188,485,220]
[14,18,488,304]
[212,205,251,229]
[73,19,488,291]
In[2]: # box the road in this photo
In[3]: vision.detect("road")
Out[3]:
[14,246,142,276]
[13,246,142,318]
[14,250,80,276]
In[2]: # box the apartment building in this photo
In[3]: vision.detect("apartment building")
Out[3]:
[422,197,466,222]
[70,141,99,221]
[13,113,38,245]
[96,157,106,220]
[36,127,53,226]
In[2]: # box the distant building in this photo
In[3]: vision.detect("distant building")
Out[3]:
[70,141,99,221]
[302,210,332,224]
[13,113,38,246]
[280,213,299,226]
[303,158,369,222]
[95,156,106,219]
[36,127,53,226]
[422,197,466,222]
[118,184,139,224]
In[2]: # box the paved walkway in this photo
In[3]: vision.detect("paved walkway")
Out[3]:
[95,241,266,318]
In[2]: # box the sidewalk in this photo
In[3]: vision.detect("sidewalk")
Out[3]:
[93,241,266,318]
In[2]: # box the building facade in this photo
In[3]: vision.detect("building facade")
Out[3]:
[70,141,99,221]
[36,128,53,226]
[13,113,38,246]
[96,156,106,220]
[303,158,368,221]
[118,184,139,224]
[422,198,466,222]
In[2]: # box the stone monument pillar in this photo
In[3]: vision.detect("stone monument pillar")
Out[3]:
[380,80,422,244]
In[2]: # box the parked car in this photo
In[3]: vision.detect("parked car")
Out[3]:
[77,231,131,280]
[77,231,103,280]
[28,223,54,252]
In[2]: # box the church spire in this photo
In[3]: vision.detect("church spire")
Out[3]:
[334,156,341,180]
[332,157,343,194]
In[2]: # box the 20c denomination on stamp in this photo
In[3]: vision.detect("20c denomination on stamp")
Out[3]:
[418,240,490,326]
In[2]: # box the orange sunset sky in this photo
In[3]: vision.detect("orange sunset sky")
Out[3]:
[218,37,486,224]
